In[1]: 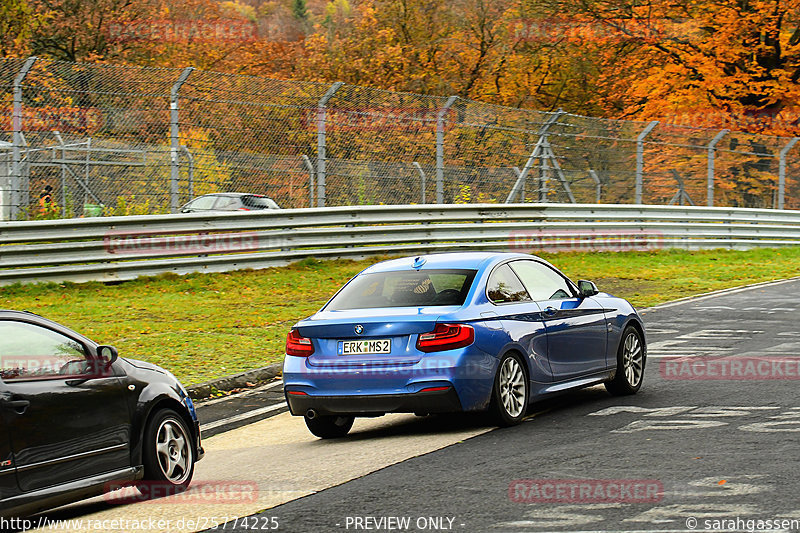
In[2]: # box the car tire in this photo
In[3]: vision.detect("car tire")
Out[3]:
[488,352,528,426]
[305,414,355,439]
[140,409,195,496]
[605,325,646,396]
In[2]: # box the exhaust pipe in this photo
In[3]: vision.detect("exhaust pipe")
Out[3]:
[306,409,317,420]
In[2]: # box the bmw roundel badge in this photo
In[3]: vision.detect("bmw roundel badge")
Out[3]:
[355,324,364,335]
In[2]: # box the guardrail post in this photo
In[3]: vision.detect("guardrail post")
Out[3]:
[10,56,37,220]
[778,137,799,210]
[436,96,458,204]
[635,120,659,204]
[170,67,194,213]
[412,162,427,204]
[316,82,344,208]
[301,154,316,208]
[706,129,729,207]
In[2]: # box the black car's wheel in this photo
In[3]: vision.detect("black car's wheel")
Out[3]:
[489,352,528,426]
[605,325,646,396]
[141,409,195,495]
[305,414,354,439]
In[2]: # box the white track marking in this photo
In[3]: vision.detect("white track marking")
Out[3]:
[202,401,287,431]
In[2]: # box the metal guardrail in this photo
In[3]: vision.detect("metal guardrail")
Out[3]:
[1,204,800,286]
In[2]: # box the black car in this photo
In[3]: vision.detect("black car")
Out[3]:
[180,193,280,213]
[0,310,203,518]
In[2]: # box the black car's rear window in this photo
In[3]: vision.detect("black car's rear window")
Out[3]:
[325,269,477,310]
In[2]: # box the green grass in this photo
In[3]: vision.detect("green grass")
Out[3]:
[1,248,799,386]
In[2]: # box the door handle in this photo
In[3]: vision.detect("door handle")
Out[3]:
[544,306,558,317]
[2,400,30,414]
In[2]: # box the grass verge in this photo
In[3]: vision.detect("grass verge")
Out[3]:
[1,248,799,386]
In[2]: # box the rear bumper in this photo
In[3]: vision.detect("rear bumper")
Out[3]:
[282,349,497,412]
[285,388,463,417]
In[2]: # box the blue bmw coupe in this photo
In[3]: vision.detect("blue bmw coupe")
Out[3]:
[283,252,646,438]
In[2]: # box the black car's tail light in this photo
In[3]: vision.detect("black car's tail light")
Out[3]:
[416,324,474,353]
[286,329,314,357]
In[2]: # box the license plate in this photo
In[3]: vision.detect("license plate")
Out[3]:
[338,339,391,355]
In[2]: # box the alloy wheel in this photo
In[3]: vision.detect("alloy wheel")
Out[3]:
[499,356,526,418]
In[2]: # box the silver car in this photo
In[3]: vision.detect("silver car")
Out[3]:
[180,193,280,213]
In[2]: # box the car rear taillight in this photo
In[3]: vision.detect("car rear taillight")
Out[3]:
[286,329,314,357]
[416,324,474,353]
[237,208,250,211]
[420,386,451,392]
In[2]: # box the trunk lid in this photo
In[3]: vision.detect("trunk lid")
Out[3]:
[297,307,455,367]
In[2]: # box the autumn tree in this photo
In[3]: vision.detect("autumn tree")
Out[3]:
[539,0,800,130]
[1,0,35,57]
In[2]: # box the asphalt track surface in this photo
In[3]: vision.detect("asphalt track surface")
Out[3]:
[30,278,800,533]
[216,278,800,533]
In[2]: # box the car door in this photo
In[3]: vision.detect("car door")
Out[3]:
[181,195,217,213]
[0,413,19,502]
[485,263,553,383]
[508,260,607,381]
[212,196,241,211]
[0,319,132,493]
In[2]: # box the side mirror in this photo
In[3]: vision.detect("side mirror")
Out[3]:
[577,280,599,297]
[97,345,119,367]
[67,345,118,386]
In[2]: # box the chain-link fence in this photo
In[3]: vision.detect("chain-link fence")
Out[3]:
[2,56,799,220]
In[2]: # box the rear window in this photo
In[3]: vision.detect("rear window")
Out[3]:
[325,269,477,310]
[242,195,279,209]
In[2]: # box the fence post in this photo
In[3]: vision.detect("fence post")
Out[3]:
[10,56,37,220]
[53,130,66,213]
[778,137,799,210]
[540,151,550,202]
[436,96,458,204]
[589,170,602,203]
[170,67,193,213]
[505,110,564,204]
[316,82,344,208]
[412,162,427,204]
[706,129,729,207]
[180,145,195,200]
[301,154,316,208]
[511,167,523,201]
[635,120,659,204]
